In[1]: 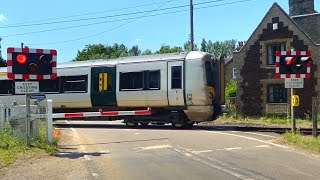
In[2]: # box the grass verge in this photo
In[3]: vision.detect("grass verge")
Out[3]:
[283,132,320,153]
[0,122,60,169]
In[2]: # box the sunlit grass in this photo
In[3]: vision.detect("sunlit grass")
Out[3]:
[283,132,320,153]
[0,121,60,169]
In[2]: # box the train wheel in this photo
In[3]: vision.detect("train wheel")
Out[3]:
[140,123,149,127]
[126,122,138,128]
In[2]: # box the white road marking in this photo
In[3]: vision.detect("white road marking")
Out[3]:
[134,133,140,135]
[225,147,242,151]
[243,132,278,138]
[134,144,173,151]
[172,148,252,180]
[100,150,110,153]
[254,145,271,148]
[206,131,289,149]
[92,173,99,177]
[84,155,91,161]
[191,150,213,154]
[71,128,76,132]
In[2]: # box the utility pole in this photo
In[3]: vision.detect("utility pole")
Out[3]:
[190,0,194,51]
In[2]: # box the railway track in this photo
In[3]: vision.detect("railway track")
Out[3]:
[54,121,319,135]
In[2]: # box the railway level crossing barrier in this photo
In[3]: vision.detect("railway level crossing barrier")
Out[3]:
[45,100,152,143]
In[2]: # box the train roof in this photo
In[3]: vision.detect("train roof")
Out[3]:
[0,51,212,73]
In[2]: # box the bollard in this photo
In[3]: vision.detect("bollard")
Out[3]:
[312,97,318,138]
[46,99,53,143]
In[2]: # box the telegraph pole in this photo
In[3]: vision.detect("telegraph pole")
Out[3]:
[190,0,194,51]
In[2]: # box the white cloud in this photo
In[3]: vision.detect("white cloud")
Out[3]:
[0,14,7,23]
[135,38,142,43]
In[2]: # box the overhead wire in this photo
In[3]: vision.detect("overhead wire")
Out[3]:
[0,0,235,29]
[5,0,184,25]
[2,0,254,45]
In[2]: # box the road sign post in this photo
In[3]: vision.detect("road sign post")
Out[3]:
[276,50,312,134]
[7,46,57,146]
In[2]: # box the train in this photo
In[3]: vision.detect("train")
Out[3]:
[0,51,225,128]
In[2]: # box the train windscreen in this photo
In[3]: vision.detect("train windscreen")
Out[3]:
[205,61,214,87]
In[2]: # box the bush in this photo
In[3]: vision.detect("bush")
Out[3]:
[225,80,237,100]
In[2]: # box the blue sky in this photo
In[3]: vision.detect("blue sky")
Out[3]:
[0,0,318,63]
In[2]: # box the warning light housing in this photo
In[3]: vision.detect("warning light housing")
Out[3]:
[7,47,57,80]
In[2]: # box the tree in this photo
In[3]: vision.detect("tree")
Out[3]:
[156,44,183,54]
[206,39,237,59]
[142,49,153,55]
[74,43,130,61]
[0,37,6,67]
[128,45,141,56]
[183,41,198,52]
[200,38,207,52]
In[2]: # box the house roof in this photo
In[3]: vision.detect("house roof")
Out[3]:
[236,2,318,53]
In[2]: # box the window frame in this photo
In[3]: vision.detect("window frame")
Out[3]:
[0,80,13,95]
[267,43,286,65]
[171,66,182,89]
[119,71,144,91]
[39,78,60,94]
[61,75,88,93]
[148,70,161,90]
[267,84,287,103]
[232,68,237,80]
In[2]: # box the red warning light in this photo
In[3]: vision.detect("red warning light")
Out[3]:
[285,57,296,66]
[16,54,27,64]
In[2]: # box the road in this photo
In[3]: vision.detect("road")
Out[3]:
[2,120,320,180]
[45,120,320,180]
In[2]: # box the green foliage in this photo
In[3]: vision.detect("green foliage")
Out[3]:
[142,49,153,55]
[183,41,198,52]
[204,39,237,59]
[0,122,59,168]
[225,80,237,99]
[284,132,320,153]
[201,38,207,52]
[74,43,136,61]
[156,44,183,54]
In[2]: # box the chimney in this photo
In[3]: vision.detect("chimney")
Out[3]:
[289,0,315,16]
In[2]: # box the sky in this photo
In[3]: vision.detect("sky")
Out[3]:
[0,0,319,63]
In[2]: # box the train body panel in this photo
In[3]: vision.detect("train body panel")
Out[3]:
[0,51,224,124]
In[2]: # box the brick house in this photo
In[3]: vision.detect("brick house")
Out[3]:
[233,0,320,118]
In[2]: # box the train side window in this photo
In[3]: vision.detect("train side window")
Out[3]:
[0,80,13,95]
[39,79,60,93]
[171,66,182,89]
[149,70,160,90]
[107,73,112,91]
[120,72,143,91]
[62,75,88,93]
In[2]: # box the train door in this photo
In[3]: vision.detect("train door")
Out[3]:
[168,61,185,106]
[91,67,117,106]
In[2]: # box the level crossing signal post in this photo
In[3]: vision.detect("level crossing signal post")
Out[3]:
[276,50,312,134]
[7,45,57,146]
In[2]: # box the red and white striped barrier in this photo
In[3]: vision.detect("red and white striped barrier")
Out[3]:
[52,108,152,119]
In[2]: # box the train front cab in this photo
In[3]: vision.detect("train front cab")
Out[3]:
[184,52,224,123]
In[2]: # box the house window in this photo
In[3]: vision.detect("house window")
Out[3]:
[232,68,237,80]
[267,44,285,65]
[268,84,287,103]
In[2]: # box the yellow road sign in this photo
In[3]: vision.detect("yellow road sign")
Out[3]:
[292,95,299,107]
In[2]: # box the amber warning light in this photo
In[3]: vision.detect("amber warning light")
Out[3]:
[16,54,27,64]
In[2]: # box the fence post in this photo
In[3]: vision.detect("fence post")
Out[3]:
[312,97,318,138]
[46,99,53,143]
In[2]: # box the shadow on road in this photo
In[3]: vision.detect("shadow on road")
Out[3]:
[55,151,109,159]
[65,138,169,147]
